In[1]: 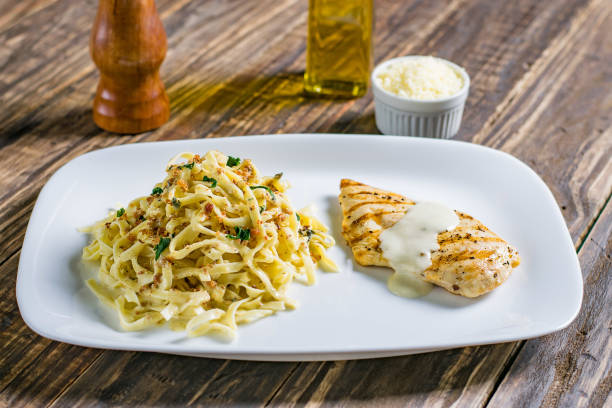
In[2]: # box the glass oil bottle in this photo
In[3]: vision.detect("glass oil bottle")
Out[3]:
[305,0,373,98]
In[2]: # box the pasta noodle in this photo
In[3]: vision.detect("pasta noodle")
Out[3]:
[82,150,337,338]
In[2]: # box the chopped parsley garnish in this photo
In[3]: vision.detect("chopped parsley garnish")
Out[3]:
[174,162,194,170]
[203,176,217,188]
[259,205,266,213]
[151,187,163,196]
[227,227,250,241]
[172,197,181,208]
[226,156,241,167]
[250,185,275,200]
[116,208,125,217]
[139,215,146,221]
[299,227,314,240]
[154,237,171,260]
[296,213,300,222]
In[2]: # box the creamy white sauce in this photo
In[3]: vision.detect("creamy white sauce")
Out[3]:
[380,202,459,298]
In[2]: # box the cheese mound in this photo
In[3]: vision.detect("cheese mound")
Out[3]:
[376,56,464,100]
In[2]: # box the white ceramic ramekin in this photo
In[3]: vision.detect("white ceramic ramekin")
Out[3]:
[372,56,470,139]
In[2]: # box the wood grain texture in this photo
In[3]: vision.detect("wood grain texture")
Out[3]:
[487,200,612,408]
[266,345,521,407]
[0,0,610,407]
[49,354,297,407]
[0,252,101,408]
[474,0,612,243]
[0,0,56,31]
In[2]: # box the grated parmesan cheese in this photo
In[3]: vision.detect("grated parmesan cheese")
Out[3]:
[376,56,464,100]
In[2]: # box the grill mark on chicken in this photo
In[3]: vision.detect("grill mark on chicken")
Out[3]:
[347,190,409,200]
[438,234,505,245]
[340,179,365,187]
[349,209,408,227]
[435,249,497,263]
[347,200,409,214]
[348,231,383,246]
[338,178,520,298]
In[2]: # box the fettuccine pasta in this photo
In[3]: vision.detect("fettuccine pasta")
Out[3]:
[82,150,336,338]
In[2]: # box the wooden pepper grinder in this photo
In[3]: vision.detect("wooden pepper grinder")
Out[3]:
[90,0,170,134]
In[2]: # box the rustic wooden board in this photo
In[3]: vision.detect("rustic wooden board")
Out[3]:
[488,201,612,408]
[0,0,610,406]
[479,3,612,403]
[48,355,298,407]
[478,0,612,243]
[0,252,102,407]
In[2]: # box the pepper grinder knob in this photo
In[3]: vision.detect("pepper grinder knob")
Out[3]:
[90,0,170,134]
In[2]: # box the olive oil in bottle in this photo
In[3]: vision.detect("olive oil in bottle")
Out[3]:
[305,0,373,98]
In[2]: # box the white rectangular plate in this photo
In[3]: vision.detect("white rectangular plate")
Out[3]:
[17,134,582,361]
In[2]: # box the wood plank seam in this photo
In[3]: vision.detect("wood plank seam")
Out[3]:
[0,336,55,395]
[263,362,302,407]
[587,237,611,261]
[303,361,347,406]
[483,199,612,407]
[482,342,527,407]
[472,0,599,147]
[448,349,498,407]
[575,191,612,254]
[43,350,105,408]
[184,360,230,406]
[0,247,19,269]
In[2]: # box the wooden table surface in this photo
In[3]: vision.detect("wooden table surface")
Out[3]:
[1,0,611,406]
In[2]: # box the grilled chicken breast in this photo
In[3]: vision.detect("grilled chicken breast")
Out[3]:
[338,179,520,298]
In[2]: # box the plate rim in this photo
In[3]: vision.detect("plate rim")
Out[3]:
[16,133,583,360]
